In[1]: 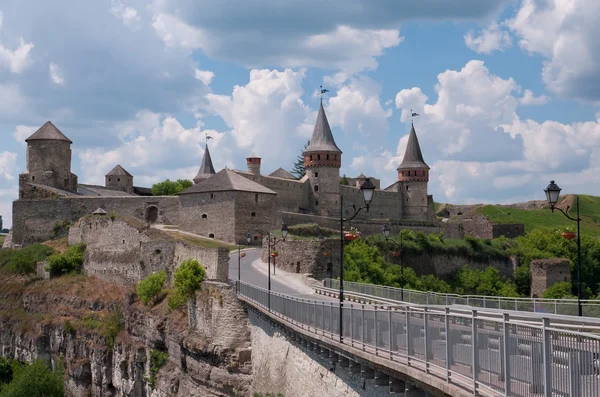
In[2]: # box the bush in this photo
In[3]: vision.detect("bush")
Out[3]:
[451,266,519,297]
[287,223,337,238]
[146,350,168,390]
[174,259,206,299]
[45,244,85,276]
[103,308,124,349]
[52,220,71,238]
[136,271,167,305]
[151,179,193,196]
[543,281,574,299]
[0,359,64,397]
[0,244,54,274]
[167,290,186,310]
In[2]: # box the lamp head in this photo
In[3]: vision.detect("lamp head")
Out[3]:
[246,232,252,244]
[318,233,325,243]
[544,180,561,209]
[381,224,391,238]
[360,178,376,208]
[281,223,289,240]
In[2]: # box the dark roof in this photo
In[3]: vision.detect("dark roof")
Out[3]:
[304,103,341,154]
[133,186,153,196]
[269,168,296,179]
[397,123,429,170]
[106,165,133,177]
[356,173,367,179]
[78,184,135,197]
[193,146,216,184]
[25,121,72,143]
[181,169,277,195]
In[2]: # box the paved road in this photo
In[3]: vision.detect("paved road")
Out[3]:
[228,248,329,301]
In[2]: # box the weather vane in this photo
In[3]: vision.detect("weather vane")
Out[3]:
[205,132,213,146]
[410,109,420,124]
[320,85,329,103]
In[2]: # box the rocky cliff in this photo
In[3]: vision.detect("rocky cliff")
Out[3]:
[0,273,252,396]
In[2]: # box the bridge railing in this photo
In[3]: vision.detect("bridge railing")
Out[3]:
[324,278,600,317]
[238,281,600,397]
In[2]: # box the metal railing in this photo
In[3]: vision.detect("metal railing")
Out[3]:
[238,281,600,397]
[325,278,600,318]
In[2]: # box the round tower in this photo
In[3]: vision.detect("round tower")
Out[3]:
[397,123,429,219]
[303,103,341,216]
[246,153,261,175]
[22,121,78,192]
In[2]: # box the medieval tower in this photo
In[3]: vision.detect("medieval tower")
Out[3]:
[19,121,78,196]
[303,103,341,216]
[193,145,216,184]
[105,165,134,193]
[246,153,262,175]
[397,122,429,218]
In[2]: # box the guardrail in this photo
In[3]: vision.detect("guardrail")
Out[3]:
[238,281,600,397]
[325,278,600,318]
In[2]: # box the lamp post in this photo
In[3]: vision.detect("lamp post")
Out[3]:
[267,223,288,310]
[544,180,583,317]
[339,178,376,343]
[381,224,404,301]
[238,232,252,290]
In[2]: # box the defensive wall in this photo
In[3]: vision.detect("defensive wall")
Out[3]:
[68,217,228,286]
[234,171,312,212]
[11,195,180,245]
[530,258,571,298]
[462,214,525,240]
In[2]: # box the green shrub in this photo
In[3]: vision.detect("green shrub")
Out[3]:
[0,357,14,386]
[136,271,167,305]
[167,290,186,310]
[103,308,124,349]
[543,281,574,299]
[146,350,169,390]
[0,244,54,274]
[174,259,206,299]
[0,359,64,397]
[52,219,71,238]
[45,244,85,276]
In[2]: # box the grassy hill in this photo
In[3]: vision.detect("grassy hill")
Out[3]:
[476,194,600,237]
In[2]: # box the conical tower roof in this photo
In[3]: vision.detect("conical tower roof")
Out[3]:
[106,165,132,177]
[25,121,72,143]
[304,103,341,154]
[193,145,216,184]
[397,123,429,170]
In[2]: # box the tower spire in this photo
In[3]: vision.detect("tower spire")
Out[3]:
[304,102,341,154]
[193,145,216,184]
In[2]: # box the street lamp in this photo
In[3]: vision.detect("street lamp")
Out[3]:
[544,180,583,316]
[266,223,288,310]
[381,224,404,301]
[339,178,376,343]
[238,232,252,290]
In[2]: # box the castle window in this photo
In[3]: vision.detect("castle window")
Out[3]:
[154,249,161,255]
[108,178,111,182]
[255,193,258,203]
[118,178,121,182]
[209,233,215,238]
[317,154,321,160]
[326,154,330,160]
[335,155,337,160]
[314,185,319,192]
[310,155,313,161]
[32,176,35,181]
[315,200,319,206]
[202,214,207,219]
[251,212,256,217]
[315,172,318,178]
[210,193,214,199]
[123,239,125,244]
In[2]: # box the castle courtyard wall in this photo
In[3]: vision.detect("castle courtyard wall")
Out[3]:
[179,191,236,243]
[235,171,311,212]
[234,191,277,245]
[12,196,180,245]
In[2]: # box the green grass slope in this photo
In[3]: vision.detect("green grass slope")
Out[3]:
[477,194,600,237]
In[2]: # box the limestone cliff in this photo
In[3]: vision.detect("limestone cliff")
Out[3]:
[0,274,252,396]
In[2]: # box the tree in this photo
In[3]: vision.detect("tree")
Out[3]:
[543,281,574,299]
[174,259,206,298]
[290,140,309,179]
[0,359,64,397]
[340,174,349,185]
[137,271,167,305]
[151,179,193,196]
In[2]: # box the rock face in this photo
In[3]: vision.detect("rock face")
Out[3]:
[0,275,252,397]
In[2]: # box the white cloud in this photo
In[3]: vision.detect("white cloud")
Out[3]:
[464,22,512,54]
[109,0,141,29]
[0,38,34,73]
[152,13,205,49]
[0,152,17,181]
[520,89,548,105]
[508,0,600,101]
[194,69,215,85]
[0,11,3,29]
[12,125,37,145]
[350,156,366,170]
[49,63,65,85]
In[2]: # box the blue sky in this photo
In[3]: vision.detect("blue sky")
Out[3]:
[2,0,600,228]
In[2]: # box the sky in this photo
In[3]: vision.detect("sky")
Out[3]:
[2,0,600,228]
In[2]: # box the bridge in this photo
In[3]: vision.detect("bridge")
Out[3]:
[236,279,600,397]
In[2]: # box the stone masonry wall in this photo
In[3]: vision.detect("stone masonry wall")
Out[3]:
[530,258,571,298]
[404,252,514,279]
[463,214,525,240]
[235,171,312,213]
[179,191,236,243]
[12,195,180,245]
[340,185,403,220]
[234,191,277,245]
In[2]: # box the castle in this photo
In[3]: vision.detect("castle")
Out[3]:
[8,104,446,247]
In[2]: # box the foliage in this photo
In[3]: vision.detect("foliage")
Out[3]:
[0,244,54,274]
[543,281,575,299]
[287,223,337,238]
[290,140,309,179]
[146,350,168,390]
[52,219,71,238]
[0,359,64,397]
[136,271,167,305]
[45,244,86,276]
[513,265,531,296]
[102,308,124,349]
[174,259,206,299]
[167,290,186,310]
[452,266,519,297]
[0,357,13,386]
[151,179,193,196]
[340,174,349,185]
[108,210,117,220]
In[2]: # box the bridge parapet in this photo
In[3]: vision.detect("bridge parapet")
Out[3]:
[238,281,600,397]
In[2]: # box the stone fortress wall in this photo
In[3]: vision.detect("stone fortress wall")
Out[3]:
[234,171,312,212]
[68,216,229,286]
[462,214,525,240]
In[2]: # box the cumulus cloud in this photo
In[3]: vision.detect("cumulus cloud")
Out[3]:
[12,125,37,145]
[109,0,142,30]
[49,63,65,85]
[508,0,600,101]
[464,22,512,54]
[0,38,34,74]
[194,69,215,85]
[520,89,548,105]
[0,152,17,181]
